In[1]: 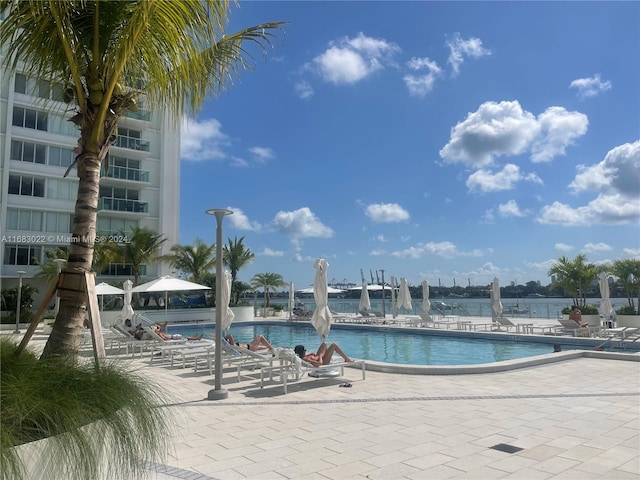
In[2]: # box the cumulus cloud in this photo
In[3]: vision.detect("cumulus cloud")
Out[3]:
[181,117,229,162]
[365,203,410,223]
[226,207,261,231]
[570,73,612,98]
[403,57,442,97]
[583,242,612,253]
[260,248,284,257]
[249,147,275,163]
[623,248,640,256]
[498,200,530,217]
[538,141,640,226]
[555,243,574,252]
[310,32,400,85]
[273,207,334,240]
[446,33,491,76]
[466,164,542,193]
[440,100,588,168]
[391,241,483,259]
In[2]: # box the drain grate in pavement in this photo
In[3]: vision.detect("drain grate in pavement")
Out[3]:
[490,443,524,454]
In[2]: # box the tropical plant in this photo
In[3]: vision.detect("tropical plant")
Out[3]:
[250,272,286,308]
[223,236,255,303]
[105,227,167,286]
[35,248,69,285]
[607,259,640,311]
[1,0,283,362]
[165,238,215,284]
[547,254,598,307]
[0,285,39,324]
[0,338,172,480]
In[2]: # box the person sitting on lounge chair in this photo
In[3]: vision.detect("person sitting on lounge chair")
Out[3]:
[294,342,353,367]
[224,334,273,351]
[569,306,588,327]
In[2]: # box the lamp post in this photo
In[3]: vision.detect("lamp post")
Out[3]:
[53,259,67,317]
[205,208,233,400]
[380,269,386,318]
[14,271,26,334]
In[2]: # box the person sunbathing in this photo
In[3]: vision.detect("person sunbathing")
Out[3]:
[224,334,273,351]
[153,324,202,341]
[294,342,353,367]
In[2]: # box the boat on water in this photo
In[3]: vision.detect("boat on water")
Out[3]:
[431,301,452,312]
[503,304,530,315]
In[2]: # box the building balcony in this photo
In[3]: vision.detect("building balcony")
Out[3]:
[123,109,151,122]
[114,136,150,152]
[105,165,149,182]
[98,197,148,213]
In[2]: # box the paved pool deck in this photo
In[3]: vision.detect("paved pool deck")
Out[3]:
[5,319,640,480]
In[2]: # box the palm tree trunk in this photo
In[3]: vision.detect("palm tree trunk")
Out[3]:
[40,149,102,363]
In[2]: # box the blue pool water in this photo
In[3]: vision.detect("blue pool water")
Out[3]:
[167,323,576,365]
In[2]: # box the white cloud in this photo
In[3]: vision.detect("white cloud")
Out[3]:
[570,73,612,98]
[623,248,640,256]
[440,101,588,168]
[583,242,612,253]
[229,156,249,168]
[295,80,314,99]
[273,207,334,239]
[375,234,387,242]
[498,200,530,217]
[446,33,491,76]
[370,249,387,256]
[466,164,542,193]
[226,207,261,231]
[311,32,400,85]
[555,243,574,252]
[403,57,442,97]
[530,107,588,163]
[539,141,640,225]
[180,117,229,162]
[365,203,410,223]
[249,146,275,163]
[391,241,483,259]
[260,248,284,257]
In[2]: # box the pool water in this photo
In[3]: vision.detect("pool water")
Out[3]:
[167,323,574,365]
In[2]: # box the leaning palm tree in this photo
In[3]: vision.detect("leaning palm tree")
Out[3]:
[1,1,284,362]
[547,254,597,307]
[166,238,216,284]
[105,227,167,287]
[250,272,286,308]
[223,236,255,303]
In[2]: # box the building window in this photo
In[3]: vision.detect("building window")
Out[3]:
[8,175,45,197]
[15,73,65,101]
[10,140,46,164]
[3,245,42,266]
[115,128,150,151]
[12,106,48,131]
[48,146,75,167]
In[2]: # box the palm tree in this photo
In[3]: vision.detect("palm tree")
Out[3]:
[223,236,255,303]
[166,238,216,284]
[608,259,640,312]
[1,1,283,361]
[547,254,598,307]
[106,227,167,286]
[250,272,286,308]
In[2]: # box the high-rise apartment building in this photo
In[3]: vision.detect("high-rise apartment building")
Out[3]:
[1,54,180,309]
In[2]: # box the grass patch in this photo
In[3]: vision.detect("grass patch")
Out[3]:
[1,338,173,480]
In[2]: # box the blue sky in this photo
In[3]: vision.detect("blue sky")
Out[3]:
[178,1,640,290]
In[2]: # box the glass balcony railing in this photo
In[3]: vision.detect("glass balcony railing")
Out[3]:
[114,136,150,152]
[98,197,149,213]
[105,165,150,182]
[124,109,151,122]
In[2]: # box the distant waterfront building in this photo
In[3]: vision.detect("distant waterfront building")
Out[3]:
[1,51,180,308]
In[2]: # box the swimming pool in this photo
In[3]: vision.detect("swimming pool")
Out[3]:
[167,322,586,365]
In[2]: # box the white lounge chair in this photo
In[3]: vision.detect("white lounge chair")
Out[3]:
[260,348,366,395]
[493,317,533,333]
[557,319,602,337]
[194,339,276,379]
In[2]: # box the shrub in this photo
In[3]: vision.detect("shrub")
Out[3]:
[616,305,639,315]
[561,305,598,315]
[1,338,174,480]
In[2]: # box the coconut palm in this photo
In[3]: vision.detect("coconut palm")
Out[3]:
[166,238,216,284]
[105,227,167,287]
[547,254,598,307]
[223,236,255,303]
[250,272,286,308]
[1,1,283,361]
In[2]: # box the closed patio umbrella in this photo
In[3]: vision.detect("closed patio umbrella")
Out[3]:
[598,272,613,323]
[491,277,503,322]
[421,281,431,314]
[220,270,235,332]
[116,279,135,323]
[311,258,332,340]
[397,277,412,313]
[359,282,371,313]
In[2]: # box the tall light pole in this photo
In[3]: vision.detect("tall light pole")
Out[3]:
[14,271,26,334]
[380,269,386,318]
[206,208,233,400]
[53,259,67,317]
